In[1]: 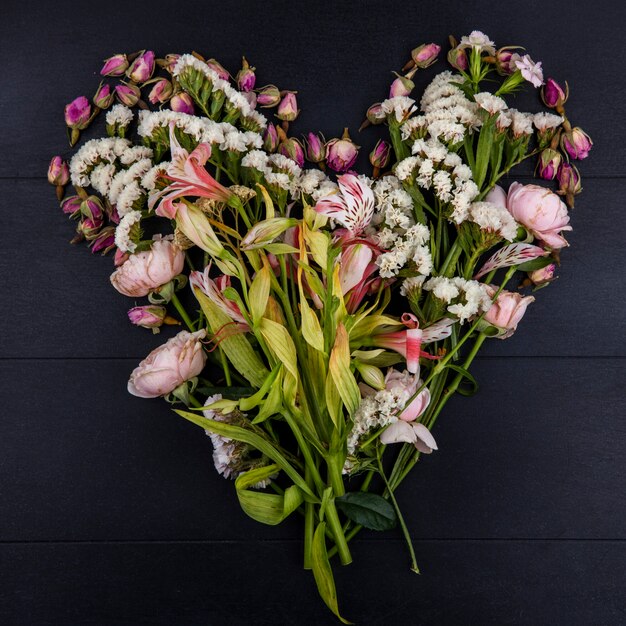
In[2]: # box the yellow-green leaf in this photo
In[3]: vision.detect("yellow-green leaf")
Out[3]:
[256,183,275,219]
[248,261,271,325]
[328,324,360,418]
[299,287,325,352]
[259,318,298,381]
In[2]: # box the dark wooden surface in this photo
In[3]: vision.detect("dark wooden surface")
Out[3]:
[2,1,625,624]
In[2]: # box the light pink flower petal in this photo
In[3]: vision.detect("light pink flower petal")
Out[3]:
[412,423,438,453]
[380,420,417,445]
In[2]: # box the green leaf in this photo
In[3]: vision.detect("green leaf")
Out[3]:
[328,324,360,418]
[252,367,284,424]
[174,409,317,501]
[517,255,554,272]
[248,262,271,324]
[235,464,303,525]
[299,287,325,353]
[259,318,298,381]
[311,522,352,625]
[262,243,300,255]
[444,363,479,396]
[335,492,397,531]
[239,364,281,412]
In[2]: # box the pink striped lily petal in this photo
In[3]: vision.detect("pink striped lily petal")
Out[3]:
[474,243,548,280]
[421,318,455,344]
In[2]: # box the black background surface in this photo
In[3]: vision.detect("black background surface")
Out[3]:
[2,1,625,624]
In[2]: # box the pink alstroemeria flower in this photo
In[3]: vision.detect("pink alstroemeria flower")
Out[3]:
[148,123,233,219]
[338,239,382,313]
[380,420,438,454]
[190,265,249,330]
[314,174,375,235]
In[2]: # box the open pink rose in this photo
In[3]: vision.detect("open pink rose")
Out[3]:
[128,329,207,398]
[503,182,572,249]
[483,286,535,339]
[110,239,184,297]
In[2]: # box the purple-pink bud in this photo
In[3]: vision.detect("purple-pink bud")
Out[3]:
[128,305,167,330]
[447,46,468,71]
[528,263,556,286]
[115,84,141,107]
[78,216,103,240]
[90,227,116,255]
[262,123,279,152]
[495,48,517,75]
[256,84,281,108]
[47,156,69,186]
[557,162,582,197]
[81,196,104,223]
[127,50,155,84]
[236,58,256,92]
[326,129,359,173]
[304,132,326,163]
[205,58,230,81]
[542,78,568,109]
[366,103,385,126]
[164,54,181,74]
[369,140,391,170]
[64,96,91,129]
[93,83,114,109]
[279,137,305,168]
[389,74,414,98]
[537,148,562,180]
[60,195,82,216]
[170,92,195,114]
[411,43,441,69]
[276,92,299,122]
[148,78,173,104]
[560,127,593,160]
[101,54,129,77]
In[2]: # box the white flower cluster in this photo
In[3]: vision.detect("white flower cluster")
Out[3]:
[140,161,170,192]
[395,137,479,223]
[506,109,535,137]
[467,201,519,241]
[423,276,492,322]
[108,158,153,215]
[172,54,267,130]
[533,112,564,132]
[367,176,433,278]
[69,137,135,186]
[411,71,482,144]
[241,149,336,199]
[105,104,134,128]
[381,96,418,122]
[114,210,142,253]
[474,92,507,115]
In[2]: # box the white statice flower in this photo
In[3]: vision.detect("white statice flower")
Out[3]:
[219,128,248,152]
[136,109,226,145]
[533,112,563,132]
[141,162,170,192]
[376,251,404,278]
[412,137,449,163]
[424,276,492,323]
[432,170,453,202]
[474,92,507,115]
[298,169,327,195]
[468,201,519,241]
[241,149,271,175]
[116,180,144,217]
[119,145,154,166]
[310,179,339,202]
[496,110,512,131]
[417,159,435,188]
[89,163,117,196]
[381,96,417,122]
[107,158,153,207]
[401,115,428,140]
[69,137,132,186]
[265,172,291,190]
[114,210,142,253]
[269,153,302,178]
[375,227,398,249]
[404,223,430,246]
[105,104,134,128]
[443,152,462,169]
[412,245,434,275]
[400,275,426,296]
[395,156,420,181]
[509,108,534,137]
[460,30,496,55]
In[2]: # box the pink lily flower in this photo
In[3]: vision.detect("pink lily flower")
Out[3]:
[339,241,381,313]
[148,123,233,219]
[190,265,249,329]
[314,174,375,235]
[380,421,438,454]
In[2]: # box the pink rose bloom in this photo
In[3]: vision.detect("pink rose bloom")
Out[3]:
[110,239,184,297]
[483,286,535,339]
[128,329,207,398]
[498,182,572,249]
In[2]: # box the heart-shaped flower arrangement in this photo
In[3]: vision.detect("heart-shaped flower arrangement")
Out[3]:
[49,31,591,622]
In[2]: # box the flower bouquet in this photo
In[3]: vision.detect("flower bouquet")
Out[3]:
[49,31,591,622]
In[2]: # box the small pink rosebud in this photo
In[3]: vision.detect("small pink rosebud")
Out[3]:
[359,103,385,131]
[114,248,129,266]
[537,148,562,180]
[276,92,299,122]
[447,46,468,71]
[47,156,69,186]
[148,78,173,104]
[556,162,582,208]
[495,48,517,75]
[127,50,155,83]
[170,92,195,114]
[389,73,414,98]
[64,96,91,129]
[542,78,568,109]
[326,129,359,173]
[483,286,535,339]
[61,195,82,216]
[304,132,326,163]
[411,43,441,69]
[101,54,129,77]
[369,139,391,171]
[164,54,181,74]
[236,57,256,92]
[560,127,593,160]
[262,123,279,152]
[206,58,230,81]
[78,215,104,240]
[81,195,104,222]
[115,83,141,107]
[93,83,114,109]
[256,84,281,108]
[528,263,556,286]
[279,137,305,167]
[128,305,168,330]
[90,227,116,255]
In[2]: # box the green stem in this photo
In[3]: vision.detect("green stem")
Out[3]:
[303,465,314,570]
[325,499,352,565]
[171,292,195,331]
